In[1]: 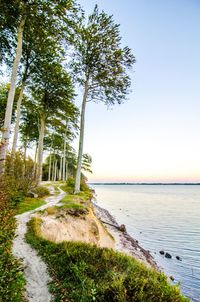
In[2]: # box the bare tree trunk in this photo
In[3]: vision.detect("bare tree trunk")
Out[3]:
[74,80,89,193]
[24,141,27,162]
[62,121,67,181]
[59,156,63,181]
[12,82,25,153]
[23,138,27,178]
[36,114,45,184]
[65,161,68,181]
[53,159,57,182]
[51,152,55,181]
[33,142,38,180]
[48,152,52,181]
[0,16,26,173]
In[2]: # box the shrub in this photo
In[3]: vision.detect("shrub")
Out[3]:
[4,152,35,199]
[61,177,93,200]
[32,186,49,197]
[0,177,25,302]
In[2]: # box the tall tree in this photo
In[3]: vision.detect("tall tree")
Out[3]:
[0,0,77,173]
[28,59,74,183]
[72,5,135,193]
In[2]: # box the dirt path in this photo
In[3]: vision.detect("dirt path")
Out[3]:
[12,186,66,302]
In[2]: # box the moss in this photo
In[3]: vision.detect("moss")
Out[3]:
[16,197,46,214]
[26,217,189,302]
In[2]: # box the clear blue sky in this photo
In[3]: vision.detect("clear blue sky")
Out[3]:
[75,0,200,183]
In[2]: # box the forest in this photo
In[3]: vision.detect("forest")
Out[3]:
[0,0,134,192]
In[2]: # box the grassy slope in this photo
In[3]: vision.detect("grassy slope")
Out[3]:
[26,217,189,302]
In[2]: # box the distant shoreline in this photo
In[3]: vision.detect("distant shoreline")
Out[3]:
[89,182,200,186]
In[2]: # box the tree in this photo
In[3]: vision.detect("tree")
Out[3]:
[82,153,92,174]
[28,58,74,183]
[0,0,20,65]
[0,0,78,173]
[0,1,27,172]
[72,5,135,193]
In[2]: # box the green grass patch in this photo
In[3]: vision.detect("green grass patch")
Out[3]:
[60,177,93,201]
[17,197,46,214]
[26,217,189,302]
[61,193,89,205]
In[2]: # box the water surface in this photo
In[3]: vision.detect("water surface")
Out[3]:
[92,185,200,301]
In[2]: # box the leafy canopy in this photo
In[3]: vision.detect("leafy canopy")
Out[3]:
[71,4,135,105]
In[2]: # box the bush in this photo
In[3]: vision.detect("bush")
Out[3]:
[0,178,25,302]
[61,177,93,200]
[4,152,35,199]
[26,217,189,302]
[32,186,49,197]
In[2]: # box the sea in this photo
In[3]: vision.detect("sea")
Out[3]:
[91,184,200,302]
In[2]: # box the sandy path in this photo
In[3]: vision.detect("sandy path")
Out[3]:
[12,187,66,302]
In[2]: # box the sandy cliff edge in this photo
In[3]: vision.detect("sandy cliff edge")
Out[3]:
[37,200,157,269]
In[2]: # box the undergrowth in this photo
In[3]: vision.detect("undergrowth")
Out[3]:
[31,186,50,197]
[0,180,25,302]
[26,217,189,302]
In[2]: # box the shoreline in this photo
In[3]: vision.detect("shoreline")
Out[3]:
[93,201,158,269]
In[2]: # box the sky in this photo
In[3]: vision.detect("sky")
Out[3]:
[72,0,200,183]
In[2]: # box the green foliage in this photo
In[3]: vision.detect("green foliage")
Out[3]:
[32,186,50,198]
[61,177,76,193]
[4,152,35,200]
[26,217,189,302]
[61,177,93,199]
[71,4,135,105]
[82,153,92,174]
[17,197,46,215]
[0,178,25,302]
[59,194,89,215]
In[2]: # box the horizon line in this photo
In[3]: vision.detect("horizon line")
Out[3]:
[88,182,200,185]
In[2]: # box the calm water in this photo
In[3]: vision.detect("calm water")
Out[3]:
[92,185,200,301]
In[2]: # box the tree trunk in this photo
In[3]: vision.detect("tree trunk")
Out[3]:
[53,159,57,182]
[0,16,26,173]
[12,82,25,153]
[74,80,89,193]
[33,142,38,180]
[23,138,27,178]
[62,121,67,181]
[48,152,52,181]
[65,161,68,181]
[59,156,63,181]
[24,141,27,162]
[51,153,55,181]
[36,114,46,184]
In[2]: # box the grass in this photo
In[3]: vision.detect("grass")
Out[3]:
[40,200,87,217]
[16,197,46,214]
[60,178,93,201]
[26,217,189,302]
